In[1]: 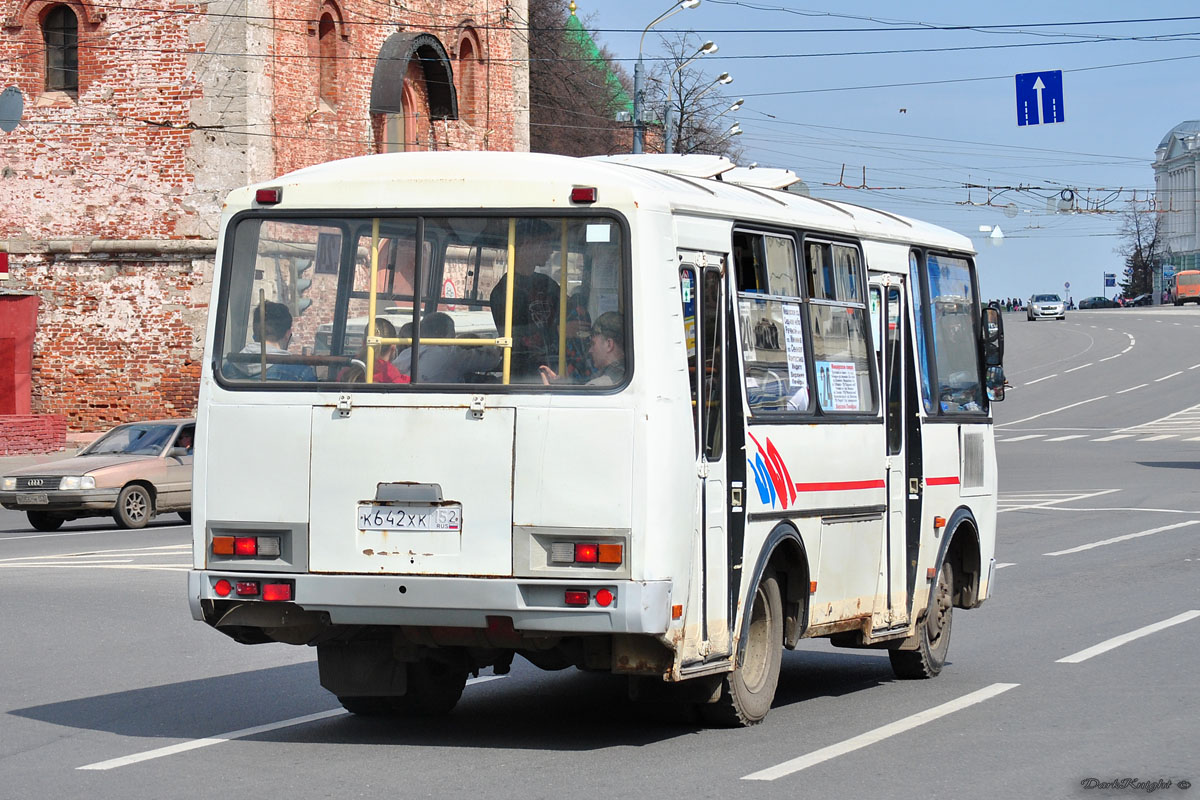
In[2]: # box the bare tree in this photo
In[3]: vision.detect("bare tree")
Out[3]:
[645,33,744,161]
[528,1,633,156]
[1116,197,1165,299]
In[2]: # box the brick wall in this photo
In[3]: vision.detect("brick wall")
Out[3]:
[0,413,67,455]
[0,0,529,438]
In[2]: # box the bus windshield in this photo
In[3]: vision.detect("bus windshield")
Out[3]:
[216,214,627,388]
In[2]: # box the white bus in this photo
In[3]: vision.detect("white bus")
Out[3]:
[189,152,1006,726]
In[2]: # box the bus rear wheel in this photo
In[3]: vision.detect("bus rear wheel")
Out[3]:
[890,560,954,679]
[389,658,467,716]
[700,571,783,727]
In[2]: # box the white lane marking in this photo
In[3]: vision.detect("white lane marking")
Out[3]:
[0,525,189,542]
[1045,435,1087,442]
[1138,435,1176,442]
[995,563,1016,569]
[1189,364,1200,370]
[1099,354,1123,362]
[999,395,1107,427]
[1093,434,1133,441]
[1156,371,1183,382]
[1024,375,1057,386]
[1056,611,1200,664]
[1064,364,1093,373]
[0,544,189,563]
[998,434,1045,442]
[999,489,1119,514]
[1043,520,1200,556]
[741,683,1019,781]
[0,564,189,571]
[79,674,508,770]
[1116,384,1147,394]
[1188,436,1200,442]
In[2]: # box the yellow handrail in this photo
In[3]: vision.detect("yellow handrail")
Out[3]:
[366,218,381,383]
[502,218,517,385]
[557,219,569,375]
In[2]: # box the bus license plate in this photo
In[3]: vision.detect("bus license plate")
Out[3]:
[357,503,461,533]
[17,493,49,505]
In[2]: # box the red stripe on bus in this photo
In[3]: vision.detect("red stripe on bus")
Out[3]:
[926,476,961,486]
[794,479,886,492]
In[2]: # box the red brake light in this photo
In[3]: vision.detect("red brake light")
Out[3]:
[235,581,259,597]
[564,590,589,606]
[574,543,598,563]
[570,187,597,204]
[234,537,257,556]
[213,579,232,597]
[255,188,282,204]
[262,583,292,602]
[595,589,614,607]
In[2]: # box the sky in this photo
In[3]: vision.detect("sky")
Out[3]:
[572,0,1198,302]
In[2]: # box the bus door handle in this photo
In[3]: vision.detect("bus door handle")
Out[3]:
[909,477,921,496]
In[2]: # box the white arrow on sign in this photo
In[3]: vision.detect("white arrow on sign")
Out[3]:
[1031,77,1045,125]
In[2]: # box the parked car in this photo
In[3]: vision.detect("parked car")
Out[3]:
[1027,293,1066,321]
[1078,296,1120,309]
[0,419,194,531]
[1125,293,1153,307]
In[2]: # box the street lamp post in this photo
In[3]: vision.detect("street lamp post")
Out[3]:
[634,0,701,155]
[663,41,718,154]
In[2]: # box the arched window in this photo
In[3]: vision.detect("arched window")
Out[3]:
[318,12,336,105]
[457,30,480,126]
[43,4,78,93]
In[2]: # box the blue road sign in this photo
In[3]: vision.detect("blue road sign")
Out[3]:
[1104,273,1116,287]
[1015,71,1065,127]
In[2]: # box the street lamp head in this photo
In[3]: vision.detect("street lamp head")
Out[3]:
[700,41,718,55]
[729,98,744,112]
[680,0,701,8]
[728,122,742,137]
[716,72,733,85]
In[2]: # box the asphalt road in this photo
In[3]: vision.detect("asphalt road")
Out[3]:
[0,306,1196,799]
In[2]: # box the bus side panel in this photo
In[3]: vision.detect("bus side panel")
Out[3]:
[202,402,314,528]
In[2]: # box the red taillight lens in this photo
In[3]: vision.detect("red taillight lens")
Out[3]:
[234,537,257,556]
[255,187,282,204]
[213,579,232,597]
[262,583,292,602]
[235,581,259,597]
[574,543,598,563]
[570,187,597,204]
[564,590,589,606]
[595,589,614,607]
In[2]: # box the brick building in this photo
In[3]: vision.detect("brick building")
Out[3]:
[0,0,531,450]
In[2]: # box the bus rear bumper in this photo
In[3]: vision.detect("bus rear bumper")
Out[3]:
[189,570,673,636]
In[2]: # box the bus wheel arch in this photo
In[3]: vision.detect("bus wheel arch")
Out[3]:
[942,508,982,609]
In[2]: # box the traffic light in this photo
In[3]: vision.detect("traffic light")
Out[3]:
[291,258,314,315]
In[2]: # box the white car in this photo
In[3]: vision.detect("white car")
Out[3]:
[1027,293,1066,321]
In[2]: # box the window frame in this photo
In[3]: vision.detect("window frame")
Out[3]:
[42,4,79,94]
[211,207,633,394]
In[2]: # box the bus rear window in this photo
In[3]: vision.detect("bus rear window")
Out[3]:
[216,215,627,389]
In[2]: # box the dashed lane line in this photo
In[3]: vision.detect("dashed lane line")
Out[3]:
[1043,520,1200,556]
[1056,611,1200,664]
[1116,384,1147,394]
[79,675,508,770]
[741,683,1020,781]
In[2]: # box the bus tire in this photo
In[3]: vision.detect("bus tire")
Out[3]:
[700,570,783,727]
[390,658,467,716]
[890,560,954,679]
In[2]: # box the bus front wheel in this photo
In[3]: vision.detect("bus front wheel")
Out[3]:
[701,570,783,727]
[890,560,954,679]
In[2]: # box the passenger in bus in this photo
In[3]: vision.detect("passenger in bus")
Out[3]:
[233,301,317,381]
[337,318,410,383]
[489,219,561,379]
[392,313,500,383]
[539,311,625,386]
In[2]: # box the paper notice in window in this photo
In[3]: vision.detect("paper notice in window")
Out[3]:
[816,361,860,411]
[782,304,808,393]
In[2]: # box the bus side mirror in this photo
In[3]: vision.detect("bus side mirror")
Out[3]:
[981,305,1005,401]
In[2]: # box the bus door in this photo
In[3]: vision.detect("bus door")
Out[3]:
[680,252,731,657]
[870,275,911,629]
